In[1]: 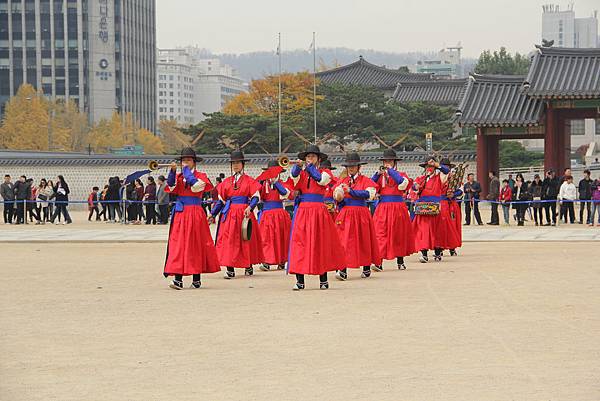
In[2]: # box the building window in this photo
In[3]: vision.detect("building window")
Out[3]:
[570,119,585,136]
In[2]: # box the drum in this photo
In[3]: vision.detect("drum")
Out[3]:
[414,201,440,216]
[241,216,253,241]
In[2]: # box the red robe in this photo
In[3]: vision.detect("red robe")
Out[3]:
[412,172,447,251]
[164,170,221,276]
[436,182,462,250]
[372,170,415,259]
[258,180,291,265]
[288,168,345,275]
[215,174,264,268]
[333,174,382,268]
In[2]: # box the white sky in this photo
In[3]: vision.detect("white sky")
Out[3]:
[156,0,599,57]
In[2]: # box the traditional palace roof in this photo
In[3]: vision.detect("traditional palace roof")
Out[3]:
[523,46,600,99]
[455,75,544,128]
[391,78,468,106]
[316,56,432,89]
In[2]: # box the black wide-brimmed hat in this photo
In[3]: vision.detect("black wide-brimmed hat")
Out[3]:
[342,152,368,167]
[298,144,328,161]
[378,148,401,161]
[262,159,285,171]
[320,159,336,170]
[419,155,437,168]
[439,157,456,168]
[229,150,249,163]
[176,147,203,162]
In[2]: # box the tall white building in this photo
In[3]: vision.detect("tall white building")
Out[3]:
[157,49,196,124]
[542,4,598,48]
[156,52,246,124]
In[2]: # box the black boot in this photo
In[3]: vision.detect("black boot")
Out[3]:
[293,274,305,291]
[361,266,371,278]
[434,248,443,262]
[319,273,329,289]
[449,249,457,256]
[224,267,235,279]
[397,256,406,270]
[335,268,348,281]
[190,274,201,289]
[419,250,428,263]
[245,267,254,276]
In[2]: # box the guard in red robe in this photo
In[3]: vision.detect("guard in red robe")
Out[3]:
[256,160,292,271]
[288,145,345,290]
[412,156,450,263]
[436,158,463,255]
[163,147,221,290]
[321,159,338,219]
[332,152,381,280]
[209,150,264,278]
[371,148,415,271]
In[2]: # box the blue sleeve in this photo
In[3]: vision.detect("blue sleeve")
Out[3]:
[182,166,198,186]
[167,169,176,187]
[387,169,404,184]
[273,181,288,196]
[454,189,463,198]
[249,196,259,210]
[349,189,370,199]
[371,172,381,183]
[438,164,450,174]
[305,164,322,182]
[291,164,302,177]
[211,200,224,217]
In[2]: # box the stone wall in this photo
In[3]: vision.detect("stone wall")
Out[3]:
[0,160,475,209]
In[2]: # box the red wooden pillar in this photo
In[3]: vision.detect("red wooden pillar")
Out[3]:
[544,104,557,173]
[557,114,570,174]
[476,128,489,197]
[488,136,500,178]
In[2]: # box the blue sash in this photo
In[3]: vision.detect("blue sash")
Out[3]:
[341,198,367,207]
[221,196,249,222]
[173,196,203,214]
[379,195,405,203]
[415,195,442,203]
[258,201,283,222]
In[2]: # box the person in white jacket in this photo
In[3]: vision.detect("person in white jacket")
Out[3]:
[558,175,577,224]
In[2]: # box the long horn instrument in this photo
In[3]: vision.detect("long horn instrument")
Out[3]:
[148,160,173,171]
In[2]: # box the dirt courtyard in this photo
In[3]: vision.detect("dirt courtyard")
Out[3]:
[1,242,599,401]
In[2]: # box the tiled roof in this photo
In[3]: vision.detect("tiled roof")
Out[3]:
[455,75,544,128]
[391,78,468,105]
[523,46,600,99]
[316,56,433,89]
[0,150,476,167]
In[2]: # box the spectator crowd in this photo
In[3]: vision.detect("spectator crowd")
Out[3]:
[2,169,600,227]
[1,172,227,226]
[463,168,600,227]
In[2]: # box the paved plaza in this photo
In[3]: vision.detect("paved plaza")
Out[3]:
[0,241,599,401]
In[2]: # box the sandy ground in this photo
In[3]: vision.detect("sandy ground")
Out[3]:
[1,242,599,401]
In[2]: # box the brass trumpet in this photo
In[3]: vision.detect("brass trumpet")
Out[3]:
[277,155,303,168]
[148,160,173,171]
[379,165,387,173]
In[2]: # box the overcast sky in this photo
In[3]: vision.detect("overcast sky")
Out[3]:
[156,0,599,57]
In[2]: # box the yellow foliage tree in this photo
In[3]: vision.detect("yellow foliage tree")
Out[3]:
[223,72,321,119]
[159,119,191,154]
[0,84,50,150]
[136,128,165,154]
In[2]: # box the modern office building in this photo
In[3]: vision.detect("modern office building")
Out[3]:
[0,0,157,132]
[157,49,196,124]
[542,4,598,48]
[156,50,246,124]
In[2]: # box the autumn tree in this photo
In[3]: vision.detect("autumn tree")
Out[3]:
[159,119,192,154]
[0,84,50,150]
[223,72,321,122]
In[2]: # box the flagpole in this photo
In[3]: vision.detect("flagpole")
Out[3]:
[278,32,282,154]
[312,31,317,144]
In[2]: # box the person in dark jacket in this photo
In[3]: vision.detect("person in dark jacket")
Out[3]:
[135,179,145,223]
[529,174,544,226]
[1,174,15,224]
[512,175,529,226]
[50,175,72,224]
[13,175,31,224]
[106,176,121,223]
[578,169,593,224]
[487,170,500,225]
[541,169,559,226]
[463,173,483,225]
[144,176,157,225]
